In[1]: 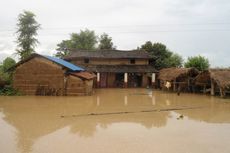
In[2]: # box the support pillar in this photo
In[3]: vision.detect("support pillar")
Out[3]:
[124,73,128,88]
[97,72,100,88]
[151,73,156,88]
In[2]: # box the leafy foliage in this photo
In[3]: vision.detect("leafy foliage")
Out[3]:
[140,42,169,69]
[55,29,97,57]
[166,53,183,68]
[16,11,40,60]
[55,40,72,58]
[184,55,210,71]
[140,41,183,69]
[0,86,21,96]
[98,33,116,50]
[0,57,16,84]
[55,30,117,57]
[70,29,97,50]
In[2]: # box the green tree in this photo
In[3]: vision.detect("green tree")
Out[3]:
[55,29,97,57]
[98,33,116,49]
[70,29,97,49]
[166,53,183,68]
[55,40,72,58]
[16,11,41,60]
[140,41,173,69]
[0,57,16,84]
[184,55,210,71]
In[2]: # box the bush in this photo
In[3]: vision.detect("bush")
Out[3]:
[0,86,21,96]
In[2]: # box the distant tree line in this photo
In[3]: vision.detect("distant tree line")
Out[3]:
[55,30,116,58]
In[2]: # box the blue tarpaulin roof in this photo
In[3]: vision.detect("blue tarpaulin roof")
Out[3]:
[43,55,84,71]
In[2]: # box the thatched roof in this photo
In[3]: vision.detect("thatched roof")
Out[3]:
[158,67,199,81]
[195,69,230,89]
[210,69,230,89]
[79,65,157,73]
[194,70,211,85]
[64,50,151,59]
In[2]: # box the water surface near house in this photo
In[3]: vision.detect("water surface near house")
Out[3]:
[0,89,230,153]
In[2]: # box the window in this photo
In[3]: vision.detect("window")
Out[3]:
[130,59,135,64]
[84,58,89,63]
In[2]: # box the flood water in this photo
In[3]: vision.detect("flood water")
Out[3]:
[0,89,230,153]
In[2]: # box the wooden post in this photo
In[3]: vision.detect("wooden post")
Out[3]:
[211,79,215,96]
[97,72,100,88]
[173,80,176,92]
[124,73,128,88]
[203,85,206,94]
[220,87,224,98]
[220,87,226,98]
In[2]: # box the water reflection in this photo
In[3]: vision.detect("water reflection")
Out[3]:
[0,89,230,153]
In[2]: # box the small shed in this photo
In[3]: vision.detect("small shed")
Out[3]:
[10,54,95,96]
[195,69,230,97]
[158,67,199,92]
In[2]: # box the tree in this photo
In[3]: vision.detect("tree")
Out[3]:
[16,11,40,60]
[166,53,183,68]
[98,33,116,49]
[55,29,97,57]
[0,57,16,84]
[184,55,210,71]
[140,41,172,70]
[55,40,72,58]
[70,29,97,50]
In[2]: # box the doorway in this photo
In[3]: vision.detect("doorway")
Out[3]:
[115,73,124,88]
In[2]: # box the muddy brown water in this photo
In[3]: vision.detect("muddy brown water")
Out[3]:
[0,89,230,153]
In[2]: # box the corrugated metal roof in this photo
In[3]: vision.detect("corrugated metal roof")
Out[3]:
[43,55,84,71]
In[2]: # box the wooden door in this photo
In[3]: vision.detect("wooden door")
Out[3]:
[100,73,107,88]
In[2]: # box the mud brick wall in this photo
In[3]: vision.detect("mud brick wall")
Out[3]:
[13,57,65,95]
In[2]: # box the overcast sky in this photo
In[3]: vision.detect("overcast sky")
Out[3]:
[0,0,230,67]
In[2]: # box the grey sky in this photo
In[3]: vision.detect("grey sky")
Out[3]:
[0,0,230,67]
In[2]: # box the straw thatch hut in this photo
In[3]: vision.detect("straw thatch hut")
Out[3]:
[158,67,199,92]
[10,54,95,96]
[195,69,230,97]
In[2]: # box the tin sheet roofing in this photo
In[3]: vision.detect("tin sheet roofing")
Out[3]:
[8,53,84,72]
[43,55,84,71]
